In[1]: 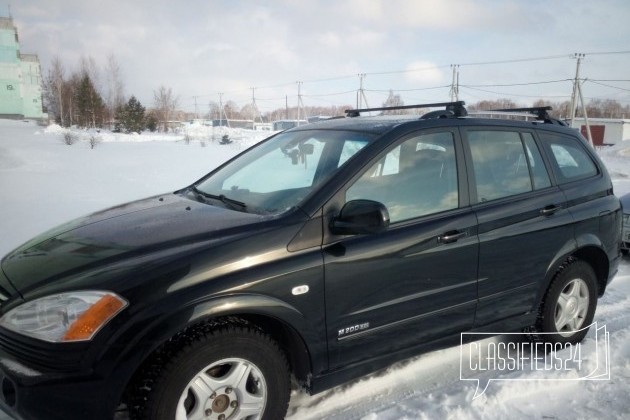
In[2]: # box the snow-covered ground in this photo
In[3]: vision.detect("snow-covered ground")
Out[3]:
[0,119,628,419]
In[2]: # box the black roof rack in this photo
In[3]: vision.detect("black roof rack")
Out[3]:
[486,106,567,126]
[345,101,467,118]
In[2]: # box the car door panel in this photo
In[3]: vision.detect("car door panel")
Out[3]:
[324,210,478,369]
[461,128,575,326]
[322,128,479,369]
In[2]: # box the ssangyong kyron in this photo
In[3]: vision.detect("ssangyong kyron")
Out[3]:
[0,102,622,419]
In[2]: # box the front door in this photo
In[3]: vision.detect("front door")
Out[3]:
[323,129,479,369]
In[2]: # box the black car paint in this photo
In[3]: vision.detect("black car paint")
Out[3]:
[0,116,622,419]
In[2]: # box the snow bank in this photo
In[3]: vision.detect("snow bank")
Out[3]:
[39,121,274,148]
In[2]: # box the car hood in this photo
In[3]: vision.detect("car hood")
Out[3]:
[1,193,266,294]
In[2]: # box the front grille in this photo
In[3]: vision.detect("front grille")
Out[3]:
[624,214,630,226]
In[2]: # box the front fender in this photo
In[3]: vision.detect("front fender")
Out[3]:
[95,293,325,407]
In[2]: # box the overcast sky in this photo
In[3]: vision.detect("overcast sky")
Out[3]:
[6,0,630,114]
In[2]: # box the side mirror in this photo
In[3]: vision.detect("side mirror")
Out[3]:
[331,200,390,235]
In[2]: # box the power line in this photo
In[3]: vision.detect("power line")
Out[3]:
[590,79,630,82]
[180,51,630,101]
[459,86,570,99]
[458,54,568,67]
[462,79,571,87]
[302,90,356,97]
[583,50,630,56]
[366,85,451,92]
[587,80,630,92]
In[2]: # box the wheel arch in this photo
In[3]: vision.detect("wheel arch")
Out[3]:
[572,245,609,297]
[534,241,610,314]
[119,294,318,409]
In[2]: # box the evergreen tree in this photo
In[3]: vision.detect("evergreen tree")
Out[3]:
[145,113,158,132]
[118,96,146,133]
[75,74,105,128]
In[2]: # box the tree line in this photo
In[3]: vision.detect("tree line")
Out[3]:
[43,57,630,133]
[44,55,179,133]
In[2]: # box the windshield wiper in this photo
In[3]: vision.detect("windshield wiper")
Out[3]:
[191,186,247,211]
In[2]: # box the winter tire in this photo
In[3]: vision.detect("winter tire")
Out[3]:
[139,326,290,420]
[534,260,598,345]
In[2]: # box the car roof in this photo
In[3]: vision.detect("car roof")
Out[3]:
[289,115,420,135]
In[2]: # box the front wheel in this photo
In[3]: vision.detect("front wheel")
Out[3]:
[136,326,290,420]
[533,260,598,345]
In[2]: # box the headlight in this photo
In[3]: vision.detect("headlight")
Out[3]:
[0,291,127,343]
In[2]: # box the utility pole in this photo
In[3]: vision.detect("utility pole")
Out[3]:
[296,81,305,126]
[577,78,593,146]
[193,96,198,119]
[218,92,230,128]
[357,73,369,109]
[569,53,585,128]
[568,53,593,146]
[250,87,262,129]
[449,65,460,102]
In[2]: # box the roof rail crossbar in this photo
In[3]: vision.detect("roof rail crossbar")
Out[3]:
[488,106,552,120]
[345,101,467,118]
[486,106,567,126]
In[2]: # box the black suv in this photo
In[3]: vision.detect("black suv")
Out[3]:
[0,102,622,419]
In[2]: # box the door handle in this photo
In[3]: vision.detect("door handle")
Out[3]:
[540,205,562,216]
[438,231,467,244]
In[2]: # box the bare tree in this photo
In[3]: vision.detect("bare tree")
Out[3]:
[80,56,101,94]
[223,100,239,119]
[468,99,521,112]
[105,54,125,124]
[45,56,66,126]
[207,101,221,120]
[153,86,178,132]
[381,90,407,115]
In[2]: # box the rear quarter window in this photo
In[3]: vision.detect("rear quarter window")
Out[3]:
[538,131,598,183]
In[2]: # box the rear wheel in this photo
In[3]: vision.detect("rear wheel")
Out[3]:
[533,260,597,345]
[135,326,290,420]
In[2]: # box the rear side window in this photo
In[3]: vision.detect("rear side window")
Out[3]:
[467,130,549,203]
[538,132,598,183]
[522,133,551,190]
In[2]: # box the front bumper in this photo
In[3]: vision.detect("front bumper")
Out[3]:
[0,324,140,420]
[0,354,115,420]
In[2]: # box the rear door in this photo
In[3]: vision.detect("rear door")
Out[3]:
[536,130,621,262]
[461,128,575,326]
[323,128,479,369]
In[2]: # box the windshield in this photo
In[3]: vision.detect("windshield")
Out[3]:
[194,130,375,214]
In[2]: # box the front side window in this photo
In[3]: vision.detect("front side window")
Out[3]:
[346,131,458,223]
[195,130,375,214]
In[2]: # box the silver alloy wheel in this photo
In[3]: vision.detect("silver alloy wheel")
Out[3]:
[175,358,267,420]
[554,278,590,337]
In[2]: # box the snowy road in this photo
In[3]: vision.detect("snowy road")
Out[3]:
[0,120,628,419]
